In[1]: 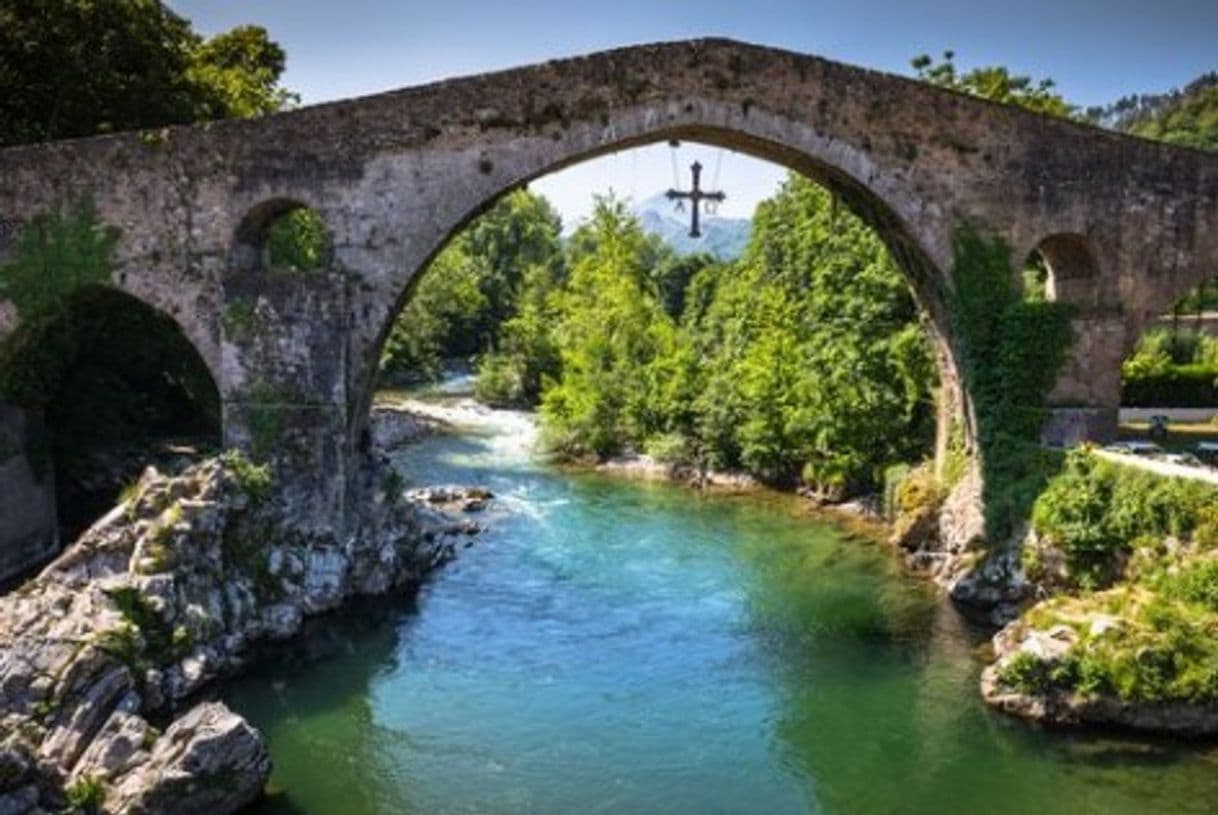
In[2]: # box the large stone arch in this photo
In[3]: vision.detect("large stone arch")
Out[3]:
[342,114,966,463]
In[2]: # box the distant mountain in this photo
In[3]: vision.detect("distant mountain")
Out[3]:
[633,192,751,261]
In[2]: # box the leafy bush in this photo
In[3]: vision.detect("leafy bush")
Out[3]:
[644,432,689,464]
[1122,363,1218,407]
[265,208,330,273]
[66,774,107,812]
[1159,557,1218,611]
[220,449,273,504]
[1032,450,1218,588]
[998,650,1053,693]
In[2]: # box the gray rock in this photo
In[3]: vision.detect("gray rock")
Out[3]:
[0,785,37,815]
[107,702,269,815]
[0,455,483,811]
[69,704,150,782]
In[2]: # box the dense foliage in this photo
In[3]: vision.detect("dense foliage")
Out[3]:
[0,1,294,147]
[0,197,118,324]
[947,228,1073,539]
[1002,454,1218,705]
[1091,72,1218,152]
[1121,328,1218,407]
[536,199,688,458]
[911,51,1076,119]
[681,178,935,490]
[1031,450,1218,588]
[380,190,564,383]
[453,178,936,493]
[265,209,331,273]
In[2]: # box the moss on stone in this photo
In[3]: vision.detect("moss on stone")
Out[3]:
[220,449,273,504]
[222,298,258,343]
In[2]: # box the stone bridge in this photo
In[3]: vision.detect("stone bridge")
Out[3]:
[1,38,1216,573]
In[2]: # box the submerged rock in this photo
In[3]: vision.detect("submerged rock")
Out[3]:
[0,454,487,813]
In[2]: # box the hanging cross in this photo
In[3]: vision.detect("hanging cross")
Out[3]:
[666,161,725,238]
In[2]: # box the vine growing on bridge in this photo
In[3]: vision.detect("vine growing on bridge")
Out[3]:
[948,226,1073,541]
[0,198,119,405]
[0,197,118,323]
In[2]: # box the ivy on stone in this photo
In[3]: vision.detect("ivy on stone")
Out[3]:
[0,197,118,322]
[947,226,1074,540]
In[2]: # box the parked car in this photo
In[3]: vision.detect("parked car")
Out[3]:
[1195,442,1218,466]
[1106,440,1165,457]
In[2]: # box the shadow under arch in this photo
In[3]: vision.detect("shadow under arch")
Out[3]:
[1031,232,1104,307]
[353,123,966,463]
[0,285,221,540]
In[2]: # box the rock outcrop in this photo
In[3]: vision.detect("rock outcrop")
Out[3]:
[981,619,1218,736]
[0,453,487,813]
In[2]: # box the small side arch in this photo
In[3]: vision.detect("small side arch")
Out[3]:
[229,198,334,281]
[1030,233,1104,306]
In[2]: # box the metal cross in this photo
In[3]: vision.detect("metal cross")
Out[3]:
[666,161,725,238]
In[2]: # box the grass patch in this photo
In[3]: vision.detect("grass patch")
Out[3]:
[102,585,192,667]
[65,774,107,812]
[220,449,273,504]
[1000,460,1218,706]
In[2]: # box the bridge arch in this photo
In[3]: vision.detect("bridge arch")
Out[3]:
[350,118,968,475]
[1031,233,1104,306]
[0,284,221,545]
[2,38,1214,553]
[350,122,969,497]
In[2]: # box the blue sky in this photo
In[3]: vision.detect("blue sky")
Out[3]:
[170,0,1218,226]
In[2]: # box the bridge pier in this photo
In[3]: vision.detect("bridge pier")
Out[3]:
[219,256,355,538]
[1042,310,1127,447]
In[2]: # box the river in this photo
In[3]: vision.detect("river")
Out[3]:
[221,394,1218,814]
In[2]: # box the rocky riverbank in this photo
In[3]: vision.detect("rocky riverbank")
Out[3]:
[975,450,1218,735]
[370,402,450,451]
[981,611,1218,736]
[0,452,490,814]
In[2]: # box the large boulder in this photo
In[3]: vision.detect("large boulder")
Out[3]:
[107,702,269,815]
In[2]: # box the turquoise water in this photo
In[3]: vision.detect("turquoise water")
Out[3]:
[222,403,1218,814]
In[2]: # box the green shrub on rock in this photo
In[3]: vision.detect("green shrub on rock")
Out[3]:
[1030,450,1218,589]
[66,774,107,812]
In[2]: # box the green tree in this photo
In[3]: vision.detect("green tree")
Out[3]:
[380,245,490,382]
[691,176,935,490]
[381,189,563,383]
[186,25,297,119]
[539,198,682,458]
[912,51,1076,119]
[1094,73,1218,152]
[0,0,295,147]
